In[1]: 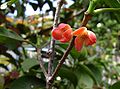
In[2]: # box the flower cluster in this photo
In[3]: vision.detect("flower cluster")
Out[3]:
[52,23,72,43]
[52,23,96,52]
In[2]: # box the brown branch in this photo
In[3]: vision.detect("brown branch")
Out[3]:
[25,39,48,78]
[64,8,86,23]
[37,48,48,78]
[47,0,64,89]
[49,11,92,84]
[49,36,75,83]
[80,12,92,27]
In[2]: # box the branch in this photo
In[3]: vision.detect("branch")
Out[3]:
[93,8,120,15]
[25,38,48,79]
[63,8,86,22]
[24,38,48,78]
[80,12,92,27]
[47,0,64,88]
[36,35,48,79]
[24,40,36,48]
[49,36,75,83]
[37,48,48,78]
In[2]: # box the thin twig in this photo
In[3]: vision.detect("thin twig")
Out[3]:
[24,40,36,48]
[63,8,86,22]
[49,37,75,83]
[24,40,48,78]
[47,0,64,88]
[37,48,48,78]
[80,12,92,27]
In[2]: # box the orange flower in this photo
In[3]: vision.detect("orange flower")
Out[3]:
[51,23,96,52]
[72,27,96,52]
[52,23,72,43]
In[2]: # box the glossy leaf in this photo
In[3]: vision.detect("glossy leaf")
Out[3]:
[29,2,38,11]
[75,64,98,86]
[15,0,25,17]
[76,72,94,89]
[0,27,23,41]
[10,76,45,89]
[86,64,102,84]
[45,0,53,12]
[110,81,120,89]
[22,59,39,72]
[0,27,24,49]
[0,75,4,89]
[37,0,45,11]
[56,43,87,60]
[103,0,120,22]
[0,64,8,70]
[58,66,78,87]
[8,0,18,6]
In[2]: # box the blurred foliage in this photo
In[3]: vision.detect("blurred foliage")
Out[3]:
[0,0,120,89]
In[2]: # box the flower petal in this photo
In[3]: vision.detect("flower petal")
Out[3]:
[58,23,71,32]
[72,27,87,36]
[52,28,62,40]
[60,37,69,43]
[63,29,72,39]
[59,29,72,43]
[75,36,84,52]
[52,23,73,43]
[85,30,96,46]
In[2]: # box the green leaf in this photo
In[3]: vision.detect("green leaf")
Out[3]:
[56,43,87,60]
[22,59,39,72]
[75,64,98,86]
[70,47,87,61]
[46,0,53,9]
[15,0,25,17]
[76,72,94,89]
[110,81,120,89]
[29,2,38,11]
[8,0,18,6]
[0,26,24,49]
[0,27,23,41]
[103,0,120,22]
[0,0,18,9]
[37,0,45,11]
[86,64,102,84]
[0,75,4,89]
[58,66,78,87]
[114,65,120,75]
[0,53,18,67]
[45,0,53,12]
[7,58,18,67]
[10,76,45,89]
[0,64,8,70]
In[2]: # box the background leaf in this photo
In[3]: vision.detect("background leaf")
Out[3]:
[75,64,98,86]
[58,66,78,87]
[22,59,39,72]
[86,63,102,84]
[0,26,24,49]
[56,43,87,60]
[76,72,94,89]
[103,0,120,22]
[110,81,120,89]
[0,75,4,89]
[29,2,38,11]
[0,64,8,70]
[10,76,45,89]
